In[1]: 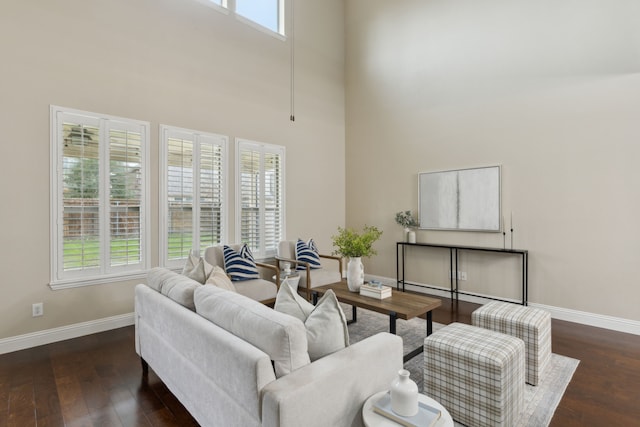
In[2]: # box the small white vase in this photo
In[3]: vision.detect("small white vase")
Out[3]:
[407,229,416,244]
[346,257,364,292]
[390,369,419,417]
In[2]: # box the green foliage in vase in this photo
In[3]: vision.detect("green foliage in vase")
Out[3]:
[395,210,419,228]
[331,225,383,258]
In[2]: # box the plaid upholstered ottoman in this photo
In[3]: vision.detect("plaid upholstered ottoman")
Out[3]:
[423,323,525,427]
[472,301,551,385]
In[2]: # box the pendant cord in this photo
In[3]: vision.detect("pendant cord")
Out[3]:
[289,0,295,122]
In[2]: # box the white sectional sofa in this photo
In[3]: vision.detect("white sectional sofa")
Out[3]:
[135,268,403,427]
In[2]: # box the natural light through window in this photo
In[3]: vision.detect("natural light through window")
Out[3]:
[236,0,282,35]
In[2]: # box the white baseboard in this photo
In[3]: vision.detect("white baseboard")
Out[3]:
[0,313,135,355]
[366,274,640,336]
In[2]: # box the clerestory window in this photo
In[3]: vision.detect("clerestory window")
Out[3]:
[200,0,285,37]
[236,0,283,35]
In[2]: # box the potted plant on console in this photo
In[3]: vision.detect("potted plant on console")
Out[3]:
[395,210,418,243]
[331,225,383,292]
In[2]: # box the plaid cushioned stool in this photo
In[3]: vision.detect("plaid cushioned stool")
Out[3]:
[472,301,551,385]
[423,323,525,427]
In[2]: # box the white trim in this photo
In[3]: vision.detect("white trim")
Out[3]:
[49,105,151,286]
[235,138,286,259]
[0,313,135,355]
[159,125,229,267]
[365,274,640,336]
[193,0,229,15]
[235,14,286,41]
[50,270,147,290]
[528,302,640,336]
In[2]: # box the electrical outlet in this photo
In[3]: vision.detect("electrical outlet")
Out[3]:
[450,271,467,280]
[32,303,43,317]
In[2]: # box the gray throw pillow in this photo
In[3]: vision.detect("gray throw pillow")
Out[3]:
[275,284,349,361]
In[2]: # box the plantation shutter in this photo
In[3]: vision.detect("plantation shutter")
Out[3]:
[109,125,144,269]
[51,107,149,287]
[263,150,283,256]
[166,135,194,262]
[237,140,284,259]
[239,147,261,254]
[61,118,102,274]
[161,126,227,267]
[198,136,225,253]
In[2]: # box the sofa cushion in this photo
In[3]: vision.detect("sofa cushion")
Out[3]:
[205,265,237,292]
[232,279,278,301]
[295,238,321,271]
[274,284,349,361]
[194,285,310,378]
[223,244,260,281]
[147,267,202,310]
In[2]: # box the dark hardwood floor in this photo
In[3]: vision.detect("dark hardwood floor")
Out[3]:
[1,296,639,426]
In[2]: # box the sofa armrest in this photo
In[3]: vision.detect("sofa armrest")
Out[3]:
[256,261,280,289]
[261,332,403,427]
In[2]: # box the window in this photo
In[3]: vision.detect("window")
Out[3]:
[236,0,283,35]
[160,126,228,268]
[50,106,150,288]
[198,0,285,36]
[236,139,285,259]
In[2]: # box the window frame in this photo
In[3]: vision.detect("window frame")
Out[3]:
[49,106,150,289]
[235,138,285,260]
[159,125,229,269]
[235,0,285,38]
[195,0,286,39]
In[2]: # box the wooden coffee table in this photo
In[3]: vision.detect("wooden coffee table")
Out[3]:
[312,280,441,362]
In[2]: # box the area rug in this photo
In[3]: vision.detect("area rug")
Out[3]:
[345,304,579,427]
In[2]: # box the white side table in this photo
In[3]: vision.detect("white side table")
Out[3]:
[273,273,300,291]
[362,391,454,427]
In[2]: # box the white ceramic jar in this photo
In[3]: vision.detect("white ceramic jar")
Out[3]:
[390,369,419,417]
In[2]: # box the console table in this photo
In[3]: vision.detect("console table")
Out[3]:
[396,242,528,306]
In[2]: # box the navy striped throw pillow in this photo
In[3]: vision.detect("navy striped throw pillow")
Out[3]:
[295,239,322,271]
[223,244,260,281]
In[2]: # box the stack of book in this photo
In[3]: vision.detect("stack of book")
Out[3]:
[359,283,392,299]
[373,392,441,427]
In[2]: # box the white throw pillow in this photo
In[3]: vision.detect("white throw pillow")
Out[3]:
[205,266,237,292]
[275,284,349,361]
[274,281,314,322]
[182,251,214,284]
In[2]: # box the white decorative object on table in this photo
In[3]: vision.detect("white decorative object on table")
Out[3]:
[360,282,392,299]
[395,211,418,243]
[272,272,300,291]
[346,257,364,292]
[390,369,418,417]
[362,390,454,427]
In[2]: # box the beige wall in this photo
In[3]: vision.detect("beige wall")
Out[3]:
[346,0,640,321]
[0,0,345,340]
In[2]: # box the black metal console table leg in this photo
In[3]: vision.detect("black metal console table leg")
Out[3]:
[389,311,397,335]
